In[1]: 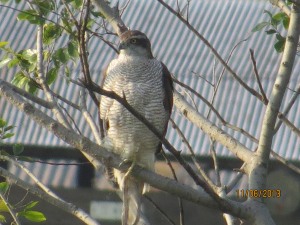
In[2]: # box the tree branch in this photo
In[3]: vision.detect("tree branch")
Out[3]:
[270,0,291,16]
[173,90,253,163]
[248,4,300,210]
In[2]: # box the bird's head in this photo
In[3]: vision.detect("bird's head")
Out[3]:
[118,30,154,59]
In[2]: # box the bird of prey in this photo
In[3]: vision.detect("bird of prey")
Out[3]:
[99,30,173,225]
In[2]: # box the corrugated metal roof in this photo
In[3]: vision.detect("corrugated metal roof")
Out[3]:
[1,0,299,163]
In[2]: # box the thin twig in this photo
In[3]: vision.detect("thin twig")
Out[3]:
[219,122,258,143]
[160,150,185,225]
[274,83,300,133]
[79,87,102,145]
[277,113,300,137]
[0,191,21,225]
[172,76,227,124]
[169,119,218,192]
[144,195,176,225]
[249,49,268,104]
[207,36,251,119]
[191,71,214,87]
[59,103,82,135]
[157,0,264,102]
[209,138,221,187]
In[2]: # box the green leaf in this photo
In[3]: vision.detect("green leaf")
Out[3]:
[276,34,285,41]
[28,84,38,94]
[273,12,285,21]
[263,10,273,19]
[46,68,58,85]
[0,42,9,47]
[72,0,83,8]
[90,10,104,18]
[265,29,276,35]
[282,16,290,29]
[0,119,6,128]
[67,41,79,59]
[2,133,14,139]
[19,59,31,70]
[15,156,34,162]
[17,211,46,222]
[7,58,19,68]
[0,214,6,222]
[43,23,62,46]
[53,48,69,65]
[271,18,280,26]
[0,151,11,156]
[274,40,285,53]
[4,125,15,132]
[43,50,50,61]
[0,58,11,68]
[22,49,37,63]
[17,77,30,89]
[0,201,9,213]
[0,182,9,193]
[25,201,38,211]
[287,1,292,5]
[86,18,94,28]
[33,0,54,16]
[0,0,10,3]
[64,66,70,84]
[252,22,270,32]
[11,72,25,86]
[15,0,22,4]
[13,143,24,155]
[28,16,45,25]
[17,9,37,21]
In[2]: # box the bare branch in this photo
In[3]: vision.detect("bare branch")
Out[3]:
[169,118,218,192]
[207,36,251,119]
[173,90,253,163]
[209,138,221,187]
[249,49,268,104]
[250,4,300,197]
[79,87,102,145]
[90,0,128,35]
[274,83,300,133]
[269,0,291,16]
[172,77,227,124]
[278,113,300,136]
[220,122,258,143]
[144,195,176,225]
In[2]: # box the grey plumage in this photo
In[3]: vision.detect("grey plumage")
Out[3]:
[99,30,173,225]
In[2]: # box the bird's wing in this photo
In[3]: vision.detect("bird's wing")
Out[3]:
[99,65,119,188]
[155,62,174,154]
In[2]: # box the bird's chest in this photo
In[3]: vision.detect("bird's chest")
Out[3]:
[109,60,163,107]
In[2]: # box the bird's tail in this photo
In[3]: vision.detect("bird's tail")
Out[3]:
[115,170,149,225]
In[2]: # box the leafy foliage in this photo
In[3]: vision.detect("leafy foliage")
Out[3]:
[252,9,290,53]
[0,180,46,223]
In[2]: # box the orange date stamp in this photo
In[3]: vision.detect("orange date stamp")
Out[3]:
[236,190,281,198]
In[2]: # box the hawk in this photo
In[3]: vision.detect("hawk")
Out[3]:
[99,30,173,225]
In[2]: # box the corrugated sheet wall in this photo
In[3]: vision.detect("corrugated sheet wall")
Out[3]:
[1,0,299,188]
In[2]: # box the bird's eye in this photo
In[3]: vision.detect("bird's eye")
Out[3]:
[130,39,137,44]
